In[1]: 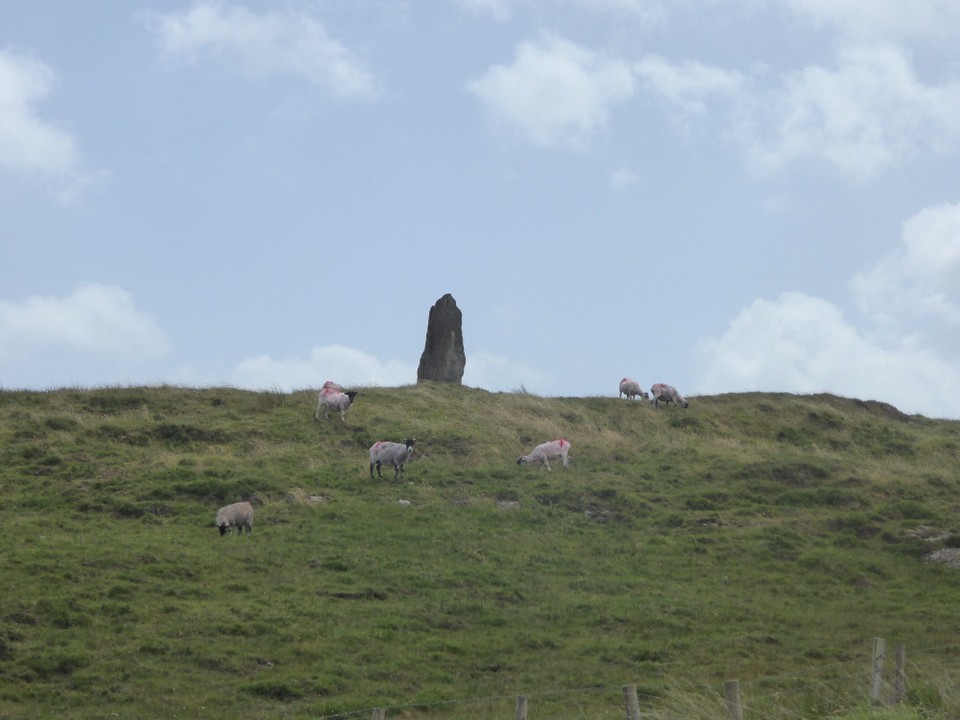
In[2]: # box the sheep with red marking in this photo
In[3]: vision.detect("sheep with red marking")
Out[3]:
[650,383,688,409]
[369,439,416,481]
[314,380,358,421]
[619,377,649,400]
[517,438,571,471]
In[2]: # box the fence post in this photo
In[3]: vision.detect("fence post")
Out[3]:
[371,709,385,720]
[892,642,906,705]
[623,684,641,720]
[724,680,743,720]
[871,637,886,705]
[516,695,528,720]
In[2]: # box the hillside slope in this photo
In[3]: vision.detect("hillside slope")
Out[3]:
[1,384,959,719]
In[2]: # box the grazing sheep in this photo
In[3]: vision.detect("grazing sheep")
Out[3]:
[370,438,416,481]
[315,381,358,421]
[215,501,254,536]
[619,377,649,400]
[517,438,571,471]
[650,383,688,409]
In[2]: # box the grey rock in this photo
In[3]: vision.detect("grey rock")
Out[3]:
[417,294,466,384]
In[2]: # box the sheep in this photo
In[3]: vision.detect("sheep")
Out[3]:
[215,501,254,536]
[650,383,689,409]
[619,377,649,400]
[315,380,358,421]
[517,438,571,471]
[370,438,416,481]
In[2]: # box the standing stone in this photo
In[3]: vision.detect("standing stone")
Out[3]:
[417,294,466,384]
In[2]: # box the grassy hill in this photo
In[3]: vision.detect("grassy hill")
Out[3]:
[1,383,959,719]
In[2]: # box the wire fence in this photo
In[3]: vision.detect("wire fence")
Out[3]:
[315,639,960,720]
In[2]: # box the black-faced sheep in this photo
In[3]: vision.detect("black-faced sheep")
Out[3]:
[215,501,254,536]
[517,438,571,471]
[315,380,358,421]
[619,377,649,400]
[650,383,689,409]
[369,438,416,481]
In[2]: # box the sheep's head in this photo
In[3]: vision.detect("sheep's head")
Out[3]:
[346,390,358,403]
[404,438,416,448]
[681,399,690,408]
[218,523,229,536]
[516,456,526,466]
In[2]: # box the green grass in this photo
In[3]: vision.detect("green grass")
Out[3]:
[1,384,960,718]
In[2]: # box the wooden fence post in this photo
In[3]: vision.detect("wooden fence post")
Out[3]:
[372,708,385,720]
[724,680,743,720]
[892,642,906,705]
[871,637,886,705]
[623,684,641,720]
[516,695,528,720]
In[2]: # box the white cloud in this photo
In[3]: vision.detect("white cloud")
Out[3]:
[852,200,960,351]
[0,50,94,201]
[229,346,550,394]
[468,32,960,181]
[700,200,960,418]
[457,0,515,21]
[462,351,553,393]
[698,291,960,418]
[0,284,170,363]
[458,0,667,23]
[565,0,667,23]
[634,54,744,116]
[739,44,960,181]
[229,345,415,391]
[780,0,960,40]
[149,1,378,100]
[468,32,635,149]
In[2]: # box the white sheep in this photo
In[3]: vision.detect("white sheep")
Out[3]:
[650,383,689,409]
[215,501,254,536]
[619,377,649,400]
[369,438,416,481]
[315,380,358,421]
[517,438,571,471]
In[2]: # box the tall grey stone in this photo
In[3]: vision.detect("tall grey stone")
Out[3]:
[417,294,466,384]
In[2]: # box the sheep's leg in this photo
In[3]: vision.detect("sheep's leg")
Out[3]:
[315,398,322,420]
[393,463,400,481]
[370,462,376,479]
[543,458,552,471]
[375,460,383,480]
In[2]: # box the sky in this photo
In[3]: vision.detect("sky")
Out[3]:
[2,1,960,419]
